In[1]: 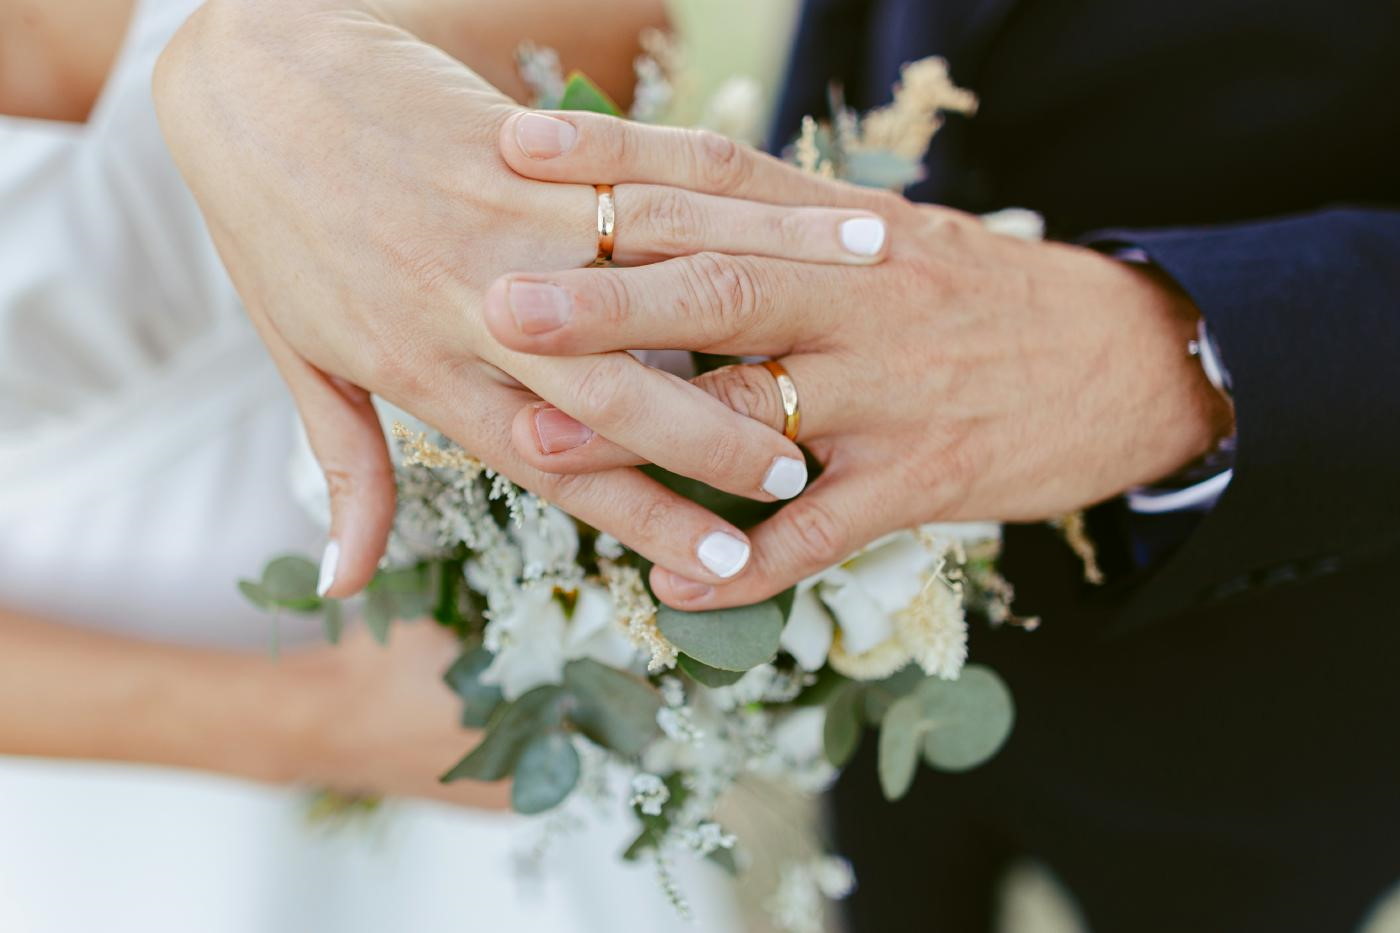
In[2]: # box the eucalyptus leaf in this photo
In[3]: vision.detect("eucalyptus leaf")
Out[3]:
[877,691,925,800]
[440,685,568,783]
[676,653,745,688]
[822,683,864,768]
[917,666,1015,772]
[875,666,1016,799]
[794,666,847,708]
[563,658,661,756]
[321,600,344,645]
[444,646,504,728]
[363,596,393,645]
[706,846,740,876]
[862,663,926,724]
[558,71,622,116]
[238,580,274,612]
[845,149,928,191]
[656,601,784,672]
[363,565,432,643]
[260,556,322,611]
[510,732,581,814]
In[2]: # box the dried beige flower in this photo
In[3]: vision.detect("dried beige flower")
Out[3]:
[854,57,978,161]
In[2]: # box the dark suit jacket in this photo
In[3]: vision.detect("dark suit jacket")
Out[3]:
[774,2,1400,930]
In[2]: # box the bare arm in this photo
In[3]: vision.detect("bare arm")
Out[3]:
[0,608,508,806]
[0,0,664,122]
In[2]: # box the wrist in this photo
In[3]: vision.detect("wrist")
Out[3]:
[1115,259,1236,487]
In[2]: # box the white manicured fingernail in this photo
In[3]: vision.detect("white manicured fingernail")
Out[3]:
[316,540,340,597]
[840,217,887,256]
[762,456,808,500]
[697,531,751,579]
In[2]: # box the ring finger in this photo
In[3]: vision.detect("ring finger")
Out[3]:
[509,356,846,475]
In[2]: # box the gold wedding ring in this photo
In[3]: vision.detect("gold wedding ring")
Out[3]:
[593,184,616,266]
[762,359,801,441]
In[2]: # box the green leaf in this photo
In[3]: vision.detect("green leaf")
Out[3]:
[238,580,274,611]
[822,683,864,768]
[773,585,798,621]
[918,666,1015,772]
[877,691,924,800]
[793,666,847,708]
[676,653,745,688]
[444,646,504,728]
[510,732,581,814]
[622,773,690,860]
[875,666,1016,800]
[440,685,567,783]
[558,71,623,116]
[563,658,661,756]
[321,600,344,645]
[258,556,322,611]
[844,149,927,191]
[706,845,740,876]
[656,601,785,672]
[363,565,432,643]
[862,663,925,724]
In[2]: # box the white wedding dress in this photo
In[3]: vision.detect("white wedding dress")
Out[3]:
[0,1,738,930]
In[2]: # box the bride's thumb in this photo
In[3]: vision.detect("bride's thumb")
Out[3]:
[292,371,396,600]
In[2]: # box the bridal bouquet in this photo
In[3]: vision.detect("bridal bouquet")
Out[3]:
[242,40,1029,929]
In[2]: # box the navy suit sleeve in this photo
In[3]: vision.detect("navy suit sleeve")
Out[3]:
[1086,208,1400,622]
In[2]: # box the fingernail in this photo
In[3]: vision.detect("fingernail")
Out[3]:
[697,531,750,579]
[515,112,577,159]
[316,539,340,597]
[665,571,715,602]
[534,406,593,454]
[762,456,808,500]
[840,217,887,256]
[508,281,572,334]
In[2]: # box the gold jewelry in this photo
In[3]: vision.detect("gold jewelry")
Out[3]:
[762,359,801,441]
[593,184,616,266]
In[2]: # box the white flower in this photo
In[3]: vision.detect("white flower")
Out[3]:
[681,821,736,856]
[480,583,637,699]
[780,529,970,680]
[629,773,670,817]
[511,505,581,583]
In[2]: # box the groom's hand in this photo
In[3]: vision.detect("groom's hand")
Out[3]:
[154,0,890,595]
[492,111,1236,608]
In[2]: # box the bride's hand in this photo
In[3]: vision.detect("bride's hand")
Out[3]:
[153,0,887,596]
[488,111,1237,608]
[281,622,509,808]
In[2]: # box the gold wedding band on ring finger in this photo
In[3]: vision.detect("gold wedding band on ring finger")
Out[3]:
[762,359,801,442]
[593,184,615,266]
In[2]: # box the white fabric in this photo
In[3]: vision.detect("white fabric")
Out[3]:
[0,2,737,930]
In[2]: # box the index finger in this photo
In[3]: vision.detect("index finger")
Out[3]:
[500,110,895,211]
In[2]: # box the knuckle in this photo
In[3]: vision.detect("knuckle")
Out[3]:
[786,498,850,569]
[584,271,632,331]
[692,130,752,195]
[698,428,746,485]
[642,187,703,252]
[569,355,631,424]
[604,118,635,171]
[627,494,675,544]
[682,253,760,335]
[696,366,780,429]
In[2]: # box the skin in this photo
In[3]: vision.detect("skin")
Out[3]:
[0,0,134,121]
[0,610,509,808]
[480,110,1237,608]
[153,0,886,598]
